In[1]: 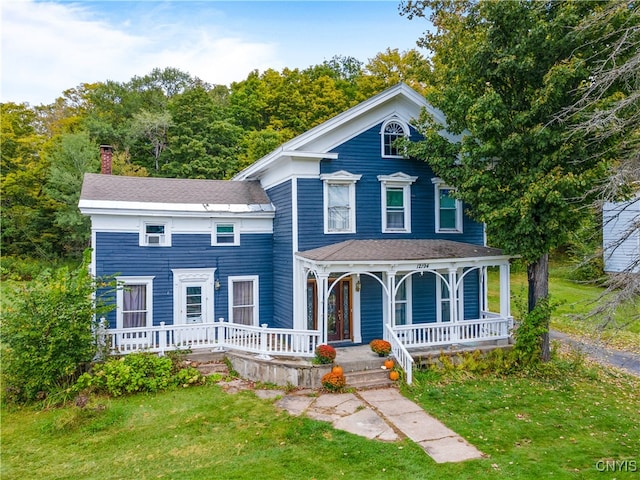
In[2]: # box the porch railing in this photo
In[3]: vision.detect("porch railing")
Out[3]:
[384,324,414,385]
[393,315,511,349]
[103,320,321,358]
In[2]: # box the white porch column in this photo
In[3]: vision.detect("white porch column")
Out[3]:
[317,273,329,344]
[481,266,488,314]
[386,271,396,332]
[499,263,511,319]
[448,268,458,323]
[448,268,458,343]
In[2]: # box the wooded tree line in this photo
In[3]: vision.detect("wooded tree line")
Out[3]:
[1,49,427,261]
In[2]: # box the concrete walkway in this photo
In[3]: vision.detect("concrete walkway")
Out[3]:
[272,386,484,463]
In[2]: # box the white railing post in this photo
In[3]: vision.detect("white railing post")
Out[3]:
[385,324,414,385]
[257,323,272,360]
[159,322,167,356]
[94,316,108,360]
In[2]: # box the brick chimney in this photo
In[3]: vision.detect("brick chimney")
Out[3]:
[100,145,113,175]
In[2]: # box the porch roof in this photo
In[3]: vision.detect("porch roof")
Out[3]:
[297,239,507,263]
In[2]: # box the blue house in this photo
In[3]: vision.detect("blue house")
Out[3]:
[79,84,513,380]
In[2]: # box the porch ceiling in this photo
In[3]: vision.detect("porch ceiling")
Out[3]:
[297,239,507,263]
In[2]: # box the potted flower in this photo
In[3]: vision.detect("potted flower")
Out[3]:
[314,344,337,364]
[321,371,346,392]
[370,339,391,357]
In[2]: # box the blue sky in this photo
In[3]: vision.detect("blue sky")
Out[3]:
[1,1,432,106]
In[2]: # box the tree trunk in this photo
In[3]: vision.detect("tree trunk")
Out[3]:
[527,253,550,361]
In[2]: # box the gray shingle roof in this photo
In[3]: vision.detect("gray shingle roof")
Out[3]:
[80,173,271,205]
[297,240,505,262]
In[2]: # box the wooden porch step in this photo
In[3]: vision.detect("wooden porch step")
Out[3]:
[344,368,395,390]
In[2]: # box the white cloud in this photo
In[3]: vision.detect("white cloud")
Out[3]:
[0,0,279,105]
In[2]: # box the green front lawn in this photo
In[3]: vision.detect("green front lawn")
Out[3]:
[488,260,640,353]
[2,360,639,480]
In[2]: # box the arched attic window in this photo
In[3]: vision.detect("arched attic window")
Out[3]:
[381,119,409,158]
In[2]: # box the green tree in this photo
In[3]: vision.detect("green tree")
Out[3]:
[0,102,56,258]
[164,85,244,179]
[359,48,431,98]
[44,132,99,257]
[1,251,114,404]
[129,110,173,171]
[402,0,606,361]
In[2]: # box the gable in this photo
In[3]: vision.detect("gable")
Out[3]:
[233,83,457,187]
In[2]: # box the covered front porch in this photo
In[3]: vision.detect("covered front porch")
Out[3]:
[295,239,514,382]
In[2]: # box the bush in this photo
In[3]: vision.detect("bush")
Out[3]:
[314,344,336,364]
[75,352,205,397]
[369,339,391,356]
[1,250,115,404]
[321,371,346,392]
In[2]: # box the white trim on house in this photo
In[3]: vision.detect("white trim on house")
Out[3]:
[140,220,172,247]
[228,275,260,326]
[321,170,362,234]
[378,172,418,233]
[432,178,463,233]
[171,268,215,325]
[380,117,410,158]
[212,222,240,246]
[115,276,155,329]
[79,200,275,216]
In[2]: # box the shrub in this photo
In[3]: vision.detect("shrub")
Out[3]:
[1,250,115,404]
[369,339,391,356]
[321,371,346,392]
[75,352,205,397]
[314,344,336,364]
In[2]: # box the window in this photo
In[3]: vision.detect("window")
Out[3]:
[140,222,171,246]
[378,173,417,233]
[321,171,361,234]
[432,178,463,233]
[394,277,412,326]
[213,223,239,246]
[387,188,405,229]
[172,268,215,325]
[116,276,154,328]
[229,276,259,325]
[381,119,409,157]
[436,274,464,323]
[437,277,451,323]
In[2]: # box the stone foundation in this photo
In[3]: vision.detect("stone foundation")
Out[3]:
[227,351,332,388]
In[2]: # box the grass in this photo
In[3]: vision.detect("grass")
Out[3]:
[2,358,639,479]
[488,259,640,353]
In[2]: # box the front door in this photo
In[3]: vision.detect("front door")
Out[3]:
[307,278,353,342]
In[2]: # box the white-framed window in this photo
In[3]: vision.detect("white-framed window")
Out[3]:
[140,221,171,246]
[321,171,362,234]
[378,172,417,233]
[394,276,412,326]
[432,178,463,233]
[212,223,239,246]
[381,118,409,157]
[228,276,259,326]
[116,276,154,329]
[436,274,464,323]
[172,268,215,325]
